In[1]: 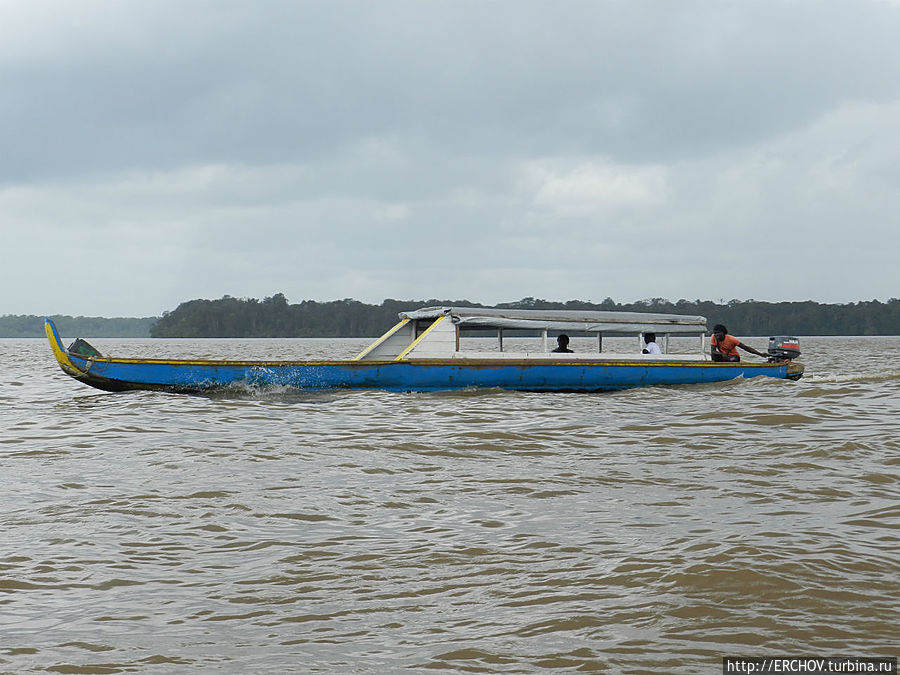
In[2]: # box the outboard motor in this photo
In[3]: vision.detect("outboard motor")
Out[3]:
[768,336,801,360]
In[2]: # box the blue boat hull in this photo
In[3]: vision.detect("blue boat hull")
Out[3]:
[45,320,802,394]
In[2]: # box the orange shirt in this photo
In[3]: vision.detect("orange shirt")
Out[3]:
[711,334,740,357]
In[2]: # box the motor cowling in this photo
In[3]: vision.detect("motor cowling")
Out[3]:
[768,336,801,360]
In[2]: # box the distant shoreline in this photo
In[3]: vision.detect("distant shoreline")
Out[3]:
[0,315,157,338]
[4,295,899,337]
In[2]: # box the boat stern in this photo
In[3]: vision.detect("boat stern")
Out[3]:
[785,360,804,381]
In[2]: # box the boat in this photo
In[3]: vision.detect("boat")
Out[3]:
[44,307,803,394]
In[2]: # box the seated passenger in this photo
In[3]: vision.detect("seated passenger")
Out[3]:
[552,334,574,353]
[710,324,768,362]
[642,332,661,354]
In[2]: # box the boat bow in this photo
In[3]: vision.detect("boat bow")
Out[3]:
[44,318,89,379]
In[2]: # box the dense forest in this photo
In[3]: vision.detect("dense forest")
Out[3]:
[150,294,900,337]
[4,295,898,338]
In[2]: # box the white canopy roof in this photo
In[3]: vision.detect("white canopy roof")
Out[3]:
[399,307,707,334]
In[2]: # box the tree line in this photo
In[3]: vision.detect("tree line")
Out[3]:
[0,315,156,338]
[4,295,898,337]
[149,294,900,337]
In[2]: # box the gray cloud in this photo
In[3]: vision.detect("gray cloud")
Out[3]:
[2,0,899,316]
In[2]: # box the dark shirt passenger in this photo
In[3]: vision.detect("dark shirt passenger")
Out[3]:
[552,334,574,353]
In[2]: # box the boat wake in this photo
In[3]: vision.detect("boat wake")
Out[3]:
[201,381,344,403]
[802,369,900,385]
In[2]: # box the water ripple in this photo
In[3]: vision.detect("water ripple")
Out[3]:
[1,336,897,672]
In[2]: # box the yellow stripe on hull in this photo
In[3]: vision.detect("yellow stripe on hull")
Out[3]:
[44,319,82,376]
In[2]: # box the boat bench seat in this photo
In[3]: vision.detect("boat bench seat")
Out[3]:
[406,351,708,362]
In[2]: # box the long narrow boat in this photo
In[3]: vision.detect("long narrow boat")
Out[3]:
[45,307,803,394]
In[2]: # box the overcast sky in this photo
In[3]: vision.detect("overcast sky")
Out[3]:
[2,0,899,317]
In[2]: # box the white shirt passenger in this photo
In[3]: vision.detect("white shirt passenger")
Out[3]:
[643,341,661,355]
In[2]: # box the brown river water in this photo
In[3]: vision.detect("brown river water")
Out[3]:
[1,336,897,673]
